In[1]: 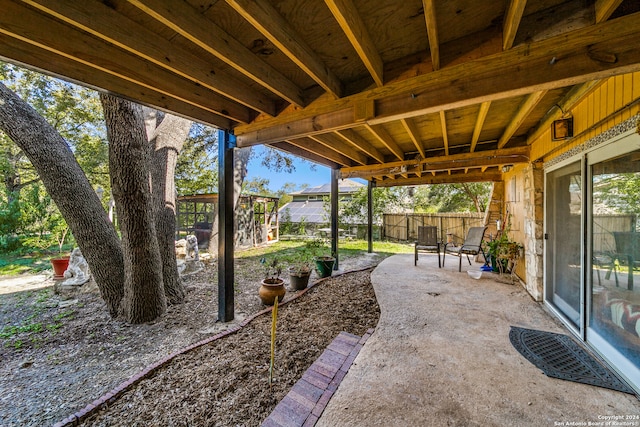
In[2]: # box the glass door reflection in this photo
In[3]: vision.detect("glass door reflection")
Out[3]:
[590,149,640,371]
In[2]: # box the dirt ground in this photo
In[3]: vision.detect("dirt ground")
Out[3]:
[0,253,383,427]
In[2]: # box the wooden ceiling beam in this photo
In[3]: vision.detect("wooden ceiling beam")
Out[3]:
[340,146,530,179]
[497,90,547,148]
[239,107,355,146]
[470,101,491,152]
[286,138,353,167]
[0,33,233,129]
[524,0,617,145]
[503,0,527,50]
[401,118,426,158]
[373,171,503,187]
[335,129,385,163]
[128,0,306,107]
[325,0,383,87]
[308,133,369,165]
[342,163,419,180]
[0,2,245,124]
[365,124,404,161]
[439,111,450,156]
[422,0,440,71]
[595,0,624,23]
[226,0,343,98]
[269,142,339,169]
[236,12,640,144]
[24,0,277,117]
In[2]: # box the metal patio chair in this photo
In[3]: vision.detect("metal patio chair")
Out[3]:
[415,226,441,267]
[612,231,640,290]
[443,226,487,272]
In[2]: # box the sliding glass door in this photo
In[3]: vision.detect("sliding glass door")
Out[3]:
[588,134,640,389]
[545,161,583,329]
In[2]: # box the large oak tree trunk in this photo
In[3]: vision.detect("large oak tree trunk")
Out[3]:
[101,94,166,323]
[144,109,190,304]
[0,82,124,316]
[208,146,251,254]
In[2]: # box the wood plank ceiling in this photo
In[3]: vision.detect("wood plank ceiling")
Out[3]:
[1,0,640,186]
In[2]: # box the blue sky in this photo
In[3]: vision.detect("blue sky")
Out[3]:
[245,146,332,192]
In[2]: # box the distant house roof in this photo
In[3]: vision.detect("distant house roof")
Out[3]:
[290,179,364,196]
[279,179,365,224]
[279,200,327,224]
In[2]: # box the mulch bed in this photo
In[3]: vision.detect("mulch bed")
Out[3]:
[78,269,380,426]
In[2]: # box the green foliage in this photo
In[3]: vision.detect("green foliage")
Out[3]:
[298,216,307,235]
[337,183,491,230]
[279,209,294,235]
[260,256,282,281]
[305,238,327,257]
[0,288,74,349]
[594,172,640,225]
[338,186,412,225]
[17,184,70,253]
[0,256,40,275]
[286,250,313,274]
[283,238,327,274]
[416,183,492,213]
[0,322,42,339]
[175,123,217,195]
[0,199,23,239]
[242,177,274,196]
[1,62,105,252]
[255,145,303,174]
[484,215,523,272]
[275,182,301,206]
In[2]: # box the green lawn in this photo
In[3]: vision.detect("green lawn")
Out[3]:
[0,254,53,276]
[237,238,412,263]
[0,243,76,276]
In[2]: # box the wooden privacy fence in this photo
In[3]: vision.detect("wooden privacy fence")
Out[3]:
[593,214,637,253]
[383,213,485,243]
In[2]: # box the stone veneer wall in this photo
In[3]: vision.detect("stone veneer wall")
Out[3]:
[483,181,504,242]
[522,163,544,301]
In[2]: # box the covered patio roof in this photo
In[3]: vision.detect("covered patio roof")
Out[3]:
[1,0,640,186]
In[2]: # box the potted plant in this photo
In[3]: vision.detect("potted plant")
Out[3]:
[50,222,70,280]
[305,238,335,278]
[258,257,286,305]
[486,234,508,273]
[485,230,523,274]
[287,250,313,290]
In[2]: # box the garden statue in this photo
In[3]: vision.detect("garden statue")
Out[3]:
[185,234,199,261]
[61,247,90,286]
[176,234,203,276]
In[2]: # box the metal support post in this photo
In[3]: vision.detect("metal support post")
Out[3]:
[331,169,339,270]
[217,130,235,322]
[368,179,374,253]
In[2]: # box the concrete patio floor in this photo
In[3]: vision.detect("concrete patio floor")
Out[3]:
[317,253,639,427]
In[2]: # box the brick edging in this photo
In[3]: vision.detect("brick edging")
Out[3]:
[53,266,376,427]
[262,328,375,427]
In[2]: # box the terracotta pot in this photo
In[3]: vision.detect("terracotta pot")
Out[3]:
[288,267,311,290]
[259,278,286,305]
[50,256,70,280]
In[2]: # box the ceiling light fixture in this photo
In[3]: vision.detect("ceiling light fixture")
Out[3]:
[552,117,573,141]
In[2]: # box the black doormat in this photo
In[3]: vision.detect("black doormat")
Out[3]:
[509,326,636,395]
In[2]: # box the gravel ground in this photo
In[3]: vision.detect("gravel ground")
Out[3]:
[0,252,384,426]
